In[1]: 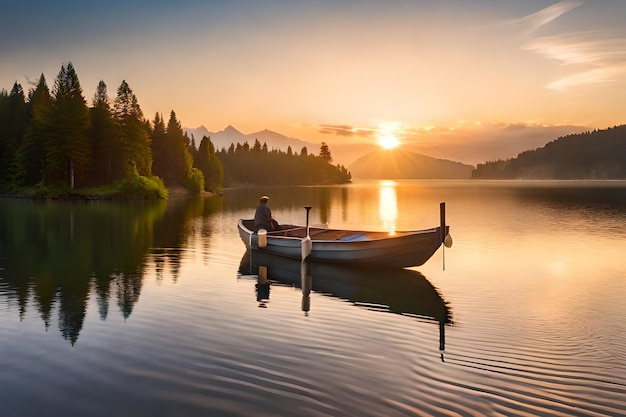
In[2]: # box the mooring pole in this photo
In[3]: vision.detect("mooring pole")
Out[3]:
[440,202,446,243]
[304,206,312,237]
[440,202,446,271]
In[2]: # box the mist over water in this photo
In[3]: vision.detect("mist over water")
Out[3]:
[1,179,625,416]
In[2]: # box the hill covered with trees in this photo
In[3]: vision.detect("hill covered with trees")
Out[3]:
[472,126,626,179]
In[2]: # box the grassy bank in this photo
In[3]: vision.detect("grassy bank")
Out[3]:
[4,175,169,200]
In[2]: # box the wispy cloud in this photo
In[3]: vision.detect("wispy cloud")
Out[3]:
[514,0,584,34]
[317,120,589,165]
[524,32,626,89]
[320,121,568,145]
[318,123,452,143]
[318,124,373,138]
[515,1,626,90]
[544,67,623,90]
[525,33,626,66]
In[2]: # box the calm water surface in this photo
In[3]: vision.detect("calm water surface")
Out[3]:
[1,180,626,416]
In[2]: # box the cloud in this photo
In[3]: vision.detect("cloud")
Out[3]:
[544,67,622,90]
[317,124,374,138]
[524,33,626,66]
[514,0,584,34]
[318,124,356,136]
[318,120,590,166]
[524,32,626,89]
[515,2,626,90]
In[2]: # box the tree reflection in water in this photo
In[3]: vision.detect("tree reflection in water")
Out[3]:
[0,197,221,345]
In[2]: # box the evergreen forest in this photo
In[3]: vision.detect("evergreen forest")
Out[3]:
[0,63,350,199]
[472,126,626,179]
[217,140,351,185]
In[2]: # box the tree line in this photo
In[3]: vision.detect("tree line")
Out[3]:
[217,140,351,185]
[472,126,626,179]
[0,63,351,198]
[0,62,226,197]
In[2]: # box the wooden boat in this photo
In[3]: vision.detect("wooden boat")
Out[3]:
[238,203,452,268]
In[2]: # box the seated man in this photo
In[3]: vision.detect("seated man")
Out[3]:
[253,195,278,232]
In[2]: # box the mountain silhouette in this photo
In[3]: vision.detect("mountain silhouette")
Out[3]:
[184,125,318,154]
[349,148,474,179]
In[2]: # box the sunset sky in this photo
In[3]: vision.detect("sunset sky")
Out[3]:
[2,0,626,165]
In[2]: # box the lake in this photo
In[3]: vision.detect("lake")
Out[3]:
[1,180,626,417]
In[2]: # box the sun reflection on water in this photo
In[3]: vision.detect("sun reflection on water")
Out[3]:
[379,180,398,234]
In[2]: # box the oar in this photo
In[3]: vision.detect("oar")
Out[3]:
[301,206,312,260]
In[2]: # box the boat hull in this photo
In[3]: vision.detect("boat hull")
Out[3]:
[238,219,448,268]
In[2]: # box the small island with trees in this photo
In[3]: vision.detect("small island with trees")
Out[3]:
[0,62,351,199]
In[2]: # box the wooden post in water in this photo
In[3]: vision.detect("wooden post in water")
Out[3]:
[304,206,312,237]
[440,202,446,243]
[440,202,446,271]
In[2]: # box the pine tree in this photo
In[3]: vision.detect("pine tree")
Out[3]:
[113,80,151,177]
[151,112,168,179]
[90,80,120,184]
[189,134,198,162]
[0,89,8,185]
[195,135,224,191]
[17,74,53,186]
[0,82,28,187]
[252,138,262,153]
[163,110,192,184]
[45,63,91,188]
[319,142,332,162]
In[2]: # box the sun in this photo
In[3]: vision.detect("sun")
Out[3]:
[377,133,400,149]
[376,123,402,149]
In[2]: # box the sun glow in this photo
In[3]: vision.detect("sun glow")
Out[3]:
[376,123,402,149]
[377,134,400,149]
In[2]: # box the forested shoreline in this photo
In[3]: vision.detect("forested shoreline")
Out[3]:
[0,62,350,199]
[472,126,626,179]
[218,140,351,185]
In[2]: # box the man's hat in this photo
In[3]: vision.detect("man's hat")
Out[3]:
[260,195,269,201]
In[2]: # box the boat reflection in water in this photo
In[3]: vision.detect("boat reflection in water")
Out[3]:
[239,249,452,359]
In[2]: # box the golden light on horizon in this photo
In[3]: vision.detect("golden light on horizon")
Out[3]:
[376,122,402,150]
[377,133,400,149]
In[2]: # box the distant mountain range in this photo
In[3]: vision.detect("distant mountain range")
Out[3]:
[187,124,618,180]
[184,123,626,179]
[185,125,318,154]
[348,148,474,179]
[185,125,476,179]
